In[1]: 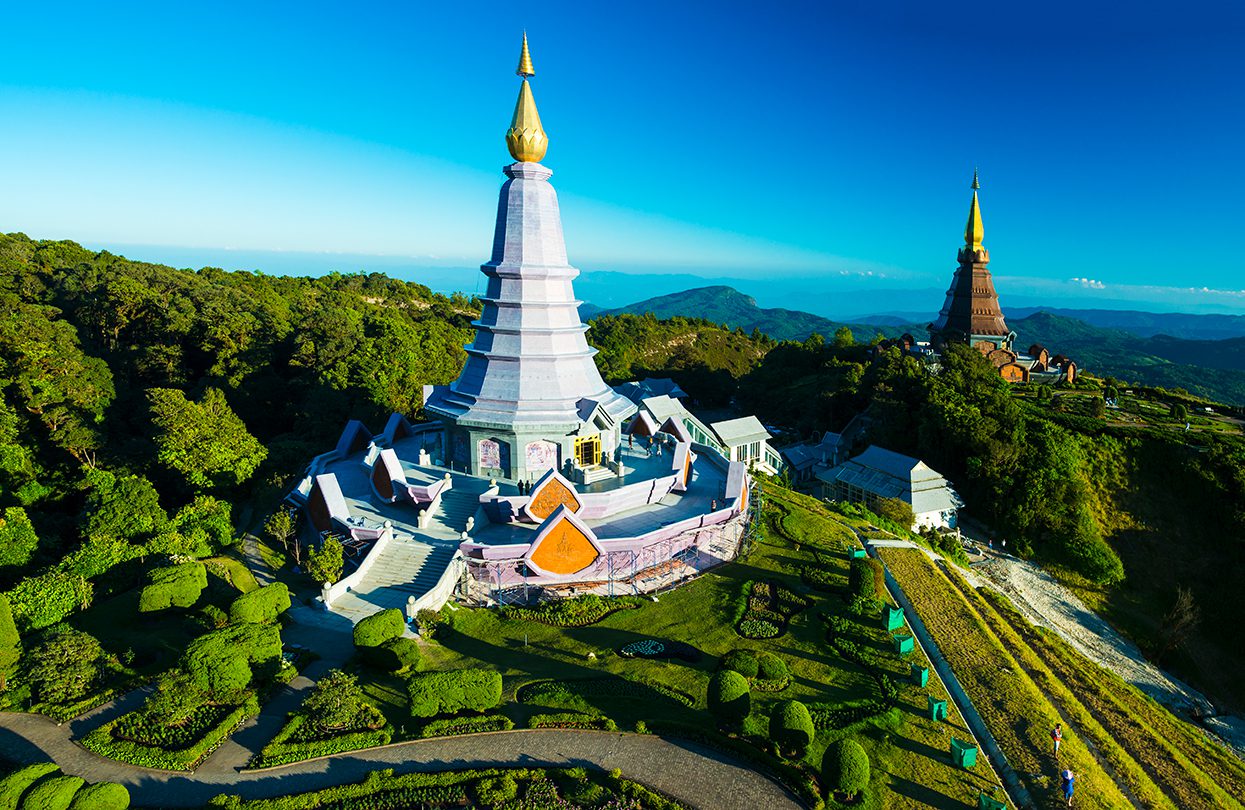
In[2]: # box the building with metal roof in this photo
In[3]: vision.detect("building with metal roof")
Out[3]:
[817,445,961,530]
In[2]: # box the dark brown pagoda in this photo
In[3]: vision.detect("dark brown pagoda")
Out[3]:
[929,171,1014,353]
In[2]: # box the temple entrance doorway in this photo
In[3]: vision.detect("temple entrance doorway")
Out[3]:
[575,434,601,467]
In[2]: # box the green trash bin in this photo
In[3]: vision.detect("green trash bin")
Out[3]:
[884,605,905,631]
[893,634,915,655]
[928,695,948,721]
[850,547,868,560]
[978,792,1007,810]
[950,737,978,769]
[911,664,929,687]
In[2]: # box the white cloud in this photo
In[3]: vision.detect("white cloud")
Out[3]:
[1070,277,1107,289]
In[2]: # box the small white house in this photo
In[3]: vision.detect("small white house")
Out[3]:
[817,445,961,530]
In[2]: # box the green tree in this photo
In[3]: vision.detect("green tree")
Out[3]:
[138,562,208,612]
[0,507,38,568]
[142,668,206,727]
[148,387,267,490]
[824,738,870,801]
[833,325,855,348]
[5,571,93,631]
[1090,397,1107,418]
[264,509,297,557]
[307,535,344,584]
[1171,403,1189,422]
[769,699,815,754]
[26,625,103,704]
[81,468,166,543]
[873,497,915,530]
[707,669,750,727]
[1104,385,1120,402]
[0,594,20,690]
[303,669,364,731]
[168,496,234,556]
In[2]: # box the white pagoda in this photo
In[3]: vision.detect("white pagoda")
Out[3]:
[423,34,636,483]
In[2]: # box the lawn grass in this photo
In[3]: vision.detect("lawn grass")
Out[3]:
[349,485,1008,809]
[877,546,1133,809]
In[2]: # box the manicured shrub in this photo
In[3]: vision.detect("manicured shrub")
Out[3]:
[183,622,281,698]
[517,677,695,709]
[737,618,781,639]
[375,637,421,672]
[353,609,405,650]
[824,738,870,801]
[138,562,207,613]
[756,652,788,683]
[473,775,518,805]
[769,700,815,753]
[0,764,59,810]
[252,706,390,767]
[720,649,759,679]
[83,697,258,771]
[0,594,21,691]
[499,594,642,627]
[528,712,618,731]
[66,783,129,810]
[417,714,513,738]
[228,583,290,624]
[26,625,103,705]
[16,775,83,810]
[408,669,502,718]
[707,670,750,727]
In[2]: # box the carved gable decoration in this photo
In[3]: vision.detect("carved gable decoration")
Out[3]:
[523,468,582,522]
[629,411,659,438]
[526,506,602,576]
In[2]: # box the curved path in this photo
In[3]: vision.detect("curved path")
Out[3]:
[0,713,799,810]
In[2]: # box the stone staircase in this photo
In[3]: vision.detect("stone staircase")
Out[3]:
[428,477,492,536]
[328,537,458,623]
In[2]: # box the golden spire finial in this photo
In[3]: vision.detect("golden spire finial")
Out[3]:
[964,170,984,251]
[517,31,535,77]
[506,33,548,162]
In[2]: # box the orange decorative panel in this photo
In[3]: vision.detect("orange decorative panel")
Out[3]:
[527,477,581,520]
[530,519,598,575]
[682,452,692,485]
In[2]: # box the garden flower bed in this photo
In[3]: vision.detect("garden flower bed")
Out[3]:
[499,594,643,627]
[617,638,700,662]
[251,704,391,768]
[733,580,809,640]
[416,713,515,738]
[82,695,259,771]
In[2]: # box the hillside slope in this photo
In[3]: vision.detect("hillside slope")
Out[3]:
[595,285,911,342]
[1008,306,1245,340]
[1012,312,1245,404]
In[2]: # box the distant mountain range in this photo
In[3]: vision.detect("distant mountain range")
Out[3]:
[586,286,912,342]
[586,285,1245,405]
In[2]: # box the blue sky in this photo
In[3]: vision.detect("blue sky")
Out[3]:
[0,1,1242,316]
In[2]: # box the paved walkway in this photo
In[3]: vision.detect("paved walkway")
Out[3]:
[0,716,799,810]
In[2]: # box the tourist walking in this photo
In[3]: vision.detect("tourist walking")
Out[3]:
[1061,768,1075,807]
[1052,723,1063,757]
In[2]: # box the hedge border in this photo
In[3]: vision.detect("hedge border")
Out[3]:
[251,706,392,768]
[82,695,259,771]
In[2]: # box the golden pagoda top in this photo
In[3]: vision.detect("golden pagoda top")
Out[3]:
[964,170,984,251]
[506,33,548,163]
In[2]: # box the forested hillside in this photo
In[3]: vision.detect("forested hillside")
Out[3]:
[738,335,1245,710]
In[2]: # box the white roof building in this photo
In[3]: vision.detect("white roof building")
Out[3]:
[817,445,961,530]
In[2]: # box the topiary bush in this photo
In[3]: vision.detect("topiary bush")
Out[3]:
[824,737,870,801]
[138,562,207,613]
[67,782,130,810]
[408,668,502,718]
[183,622,281,698]
[707,670,750,728]
[228,583,290,624]
[756,651,789,684]
[769,700,814,754]
[16,774,83,810]
[375,637,420,672]
[353,609,405,650]
[720,649,759,679]
[0,763,60,809]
